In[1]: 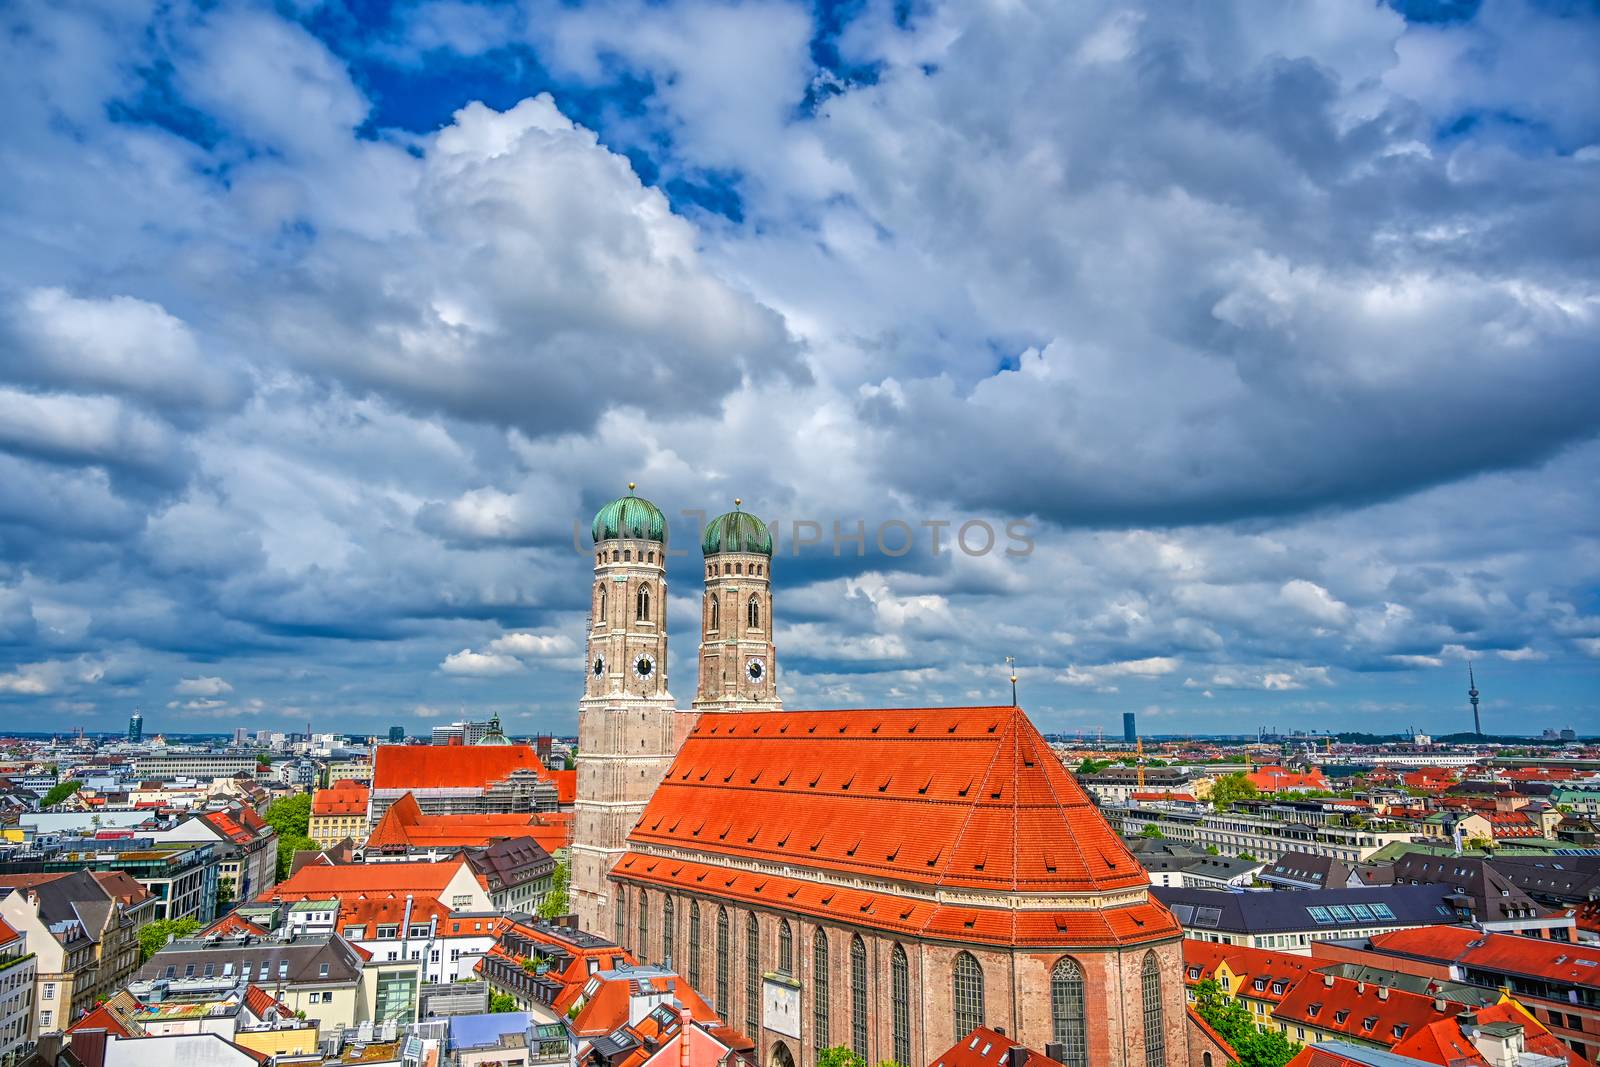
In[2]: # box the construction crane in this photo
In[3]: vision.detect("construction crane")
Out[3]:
[1136,736,1146,792]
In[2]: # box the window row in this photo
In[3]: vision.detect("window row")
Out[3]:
[704,593,763,631]
[707,562,765,576]
[595,583,656,623]
[624,889,1165,1067]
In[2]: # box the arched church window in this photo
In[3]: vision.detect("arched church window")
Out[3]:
[735,562,743,574]
[598,583,607,623]
[710,595,719,632]
[623,549,631,561]
[1142,951,1166,1067]
[688,903,702,988]
[747,594,760,630]
[850,935,868,1058]
[637,890,649,963]
[716,907,730,1014]
[663,896,674,967]
[812,930,830,1047]
[778,919,792,975]
[614,886,626,947]
[953,951,984,1037]
[891,945,911,1066]
[636,583,650,621]
[745,914,759,1035]
[1052,957,1087,1067]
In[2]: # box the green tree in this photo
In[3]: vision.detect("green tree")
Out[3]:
[819,1048,867,1067]
[536,859,571,920]
[1205,845,1221,856]
[1192,978,1301,1067]
[139,917,201,962]
[1209,772,1260,811]
[489,992,517,1013]
[265,793,315,880]
[1075,758,1112,776]
[41,780,83,808]
[1138,824,1166,839]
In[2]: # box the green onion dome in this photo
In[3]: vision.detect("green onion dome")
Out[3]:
[592,484,667,544]
[702,500,773,557]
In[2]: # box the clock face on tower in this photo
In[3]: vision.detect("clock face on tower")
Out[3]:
[633,653,656,680]
[592,655,605,678]
[746,657,765,683]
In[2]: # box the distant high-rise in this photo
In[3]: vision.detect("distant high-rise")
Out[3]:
[388,725,404,743]
[1123,711,1137,744]
[128,712,143,743]
[233,727,248,745]
[1468,662,1482,737]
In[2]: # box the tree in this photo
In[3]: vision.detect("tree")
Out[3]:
[1138,824,1166,839]
[41,780,83,808]
[536,859,571,920]
[819,1048,867,1067]
[1192,978,1301,1067]
[1075,758,1112,776]
[1209,772,1260,811]
[139,917,201,962]
[1205,845,1221,855]
[265,793,315,880]
[489,992,517,1013]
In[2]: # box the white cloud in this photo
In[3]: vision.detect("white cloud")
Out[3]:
[488,633,577,658]
[440,648,524,676]
[175,676,233,697]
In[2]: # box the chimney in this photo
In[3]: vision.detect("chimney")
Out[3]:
[678,1008,693,1067]
[1007,1048,1029,1067]
[1434,996,1447,1012]
[1377,987,1389,1001]
[1457,1011,1479,1038]
[1357,981,1366,994]
[1324,974,1335,988]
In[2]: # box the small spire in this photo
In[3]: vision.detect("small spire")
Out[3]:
[627,482,636,494]
[734,498,742,509]
[1005,656,1018,707]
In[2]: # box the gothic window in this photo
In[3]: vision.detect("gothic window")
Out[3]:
[623,549,631,561]
[813,930,830,1047]
[662,895,675,966]
[850,935,868,1058]
[747,594,760,629]
[735,562,743,574]
[598,583,607,622]
[688,903,701,988]
[716,907,730,1014]
[953,951,984,1037]
[615,886,626,948]
[710,595,719,632]
[1051,957,1087,1067]
[1143,952,1166,1067]
[636,583,651,621]
[778,919,792,975]
[891,945,911,1067]
[745,914,760,1035]
[637,891,649,963]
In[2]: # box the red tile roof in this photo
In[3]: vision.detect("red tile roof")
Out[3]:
[1274,973,1456,1047]
[1285,1047,1374,1067]
[242,985,295,1021]
[68,1003,138,1038]
[929,1026,1066,1067]
[204,912,270,938]
[547,769,576,805]
[1369,927,1600,988]
[312,782,369,816]
[365,791,570,852]
[0,916,19,946]
[617,706,1179,948]
[372,744,549,791]
[567,969,717,1037]
[1247,766,1332,793]
[265,857,472,898]
[1394,1000,1584,1067]
[1181,942,1312,1005]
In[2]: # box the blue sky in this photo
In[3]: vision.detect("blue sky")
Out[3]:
[1,0,1597,737]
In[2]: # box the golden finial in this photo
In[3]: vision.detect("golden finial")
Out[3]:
[627,482,636,493]
[734,497,742,508]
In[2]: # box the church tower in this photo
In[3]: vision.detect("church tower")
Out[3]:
[571,486,681,937]
[693,502,782,712]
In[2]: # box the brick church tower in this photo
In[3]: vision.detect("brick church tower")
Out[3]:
[571,486,685,936]
[693,502,782,713]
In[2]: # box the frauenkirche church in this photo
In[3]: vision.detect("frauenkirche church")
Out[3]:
[570,487,1188,1067]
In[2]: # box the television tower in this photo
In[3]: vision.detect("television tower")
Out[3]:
[1467,662,1482,737]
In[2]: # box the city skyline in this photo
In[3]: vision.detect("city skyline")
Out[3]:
[1,1,1597,735]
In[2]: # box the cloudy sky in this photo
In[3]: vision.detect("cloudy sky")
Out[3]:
[1,0,1596,739]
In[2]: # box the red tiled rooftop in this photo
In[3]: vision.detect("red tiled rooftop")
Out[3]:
[929,1026,1066,1067]
[1274,973,1457,1047]
[265,857,469,898]
[1394,1000,1584,1067]
[373,744,549,791]
[365,792,570,852]
[629,706,1151,895]
[312,782,370,816]
[1371,927,1600,988]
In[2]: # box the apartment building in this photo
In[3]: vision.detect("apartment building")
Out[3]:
[131,753,259,781]
[0,917,34,1067]
[1154,885,1470,952]
[1109,804,1413,863]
